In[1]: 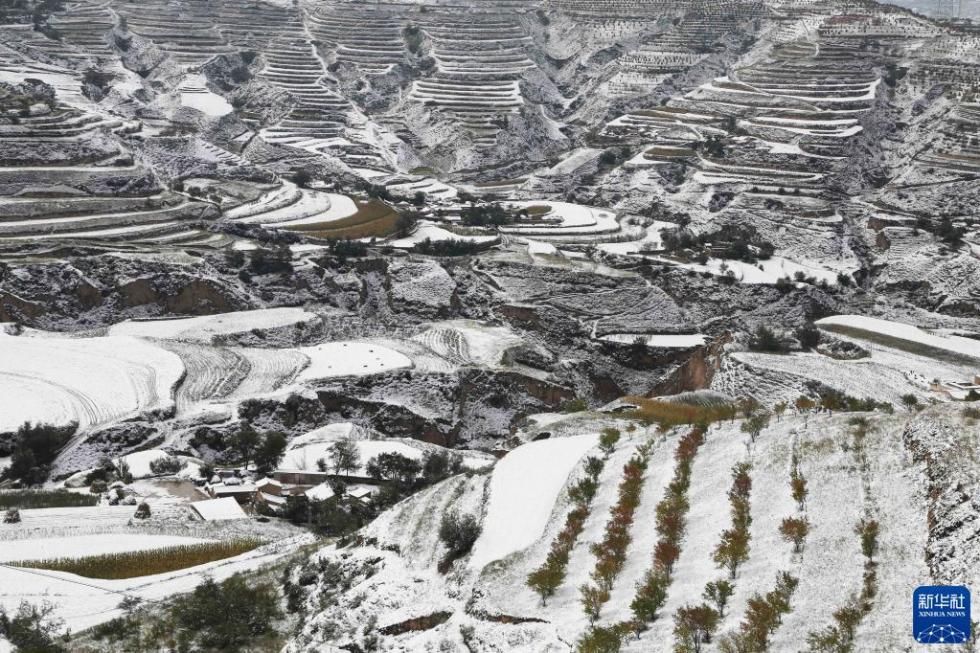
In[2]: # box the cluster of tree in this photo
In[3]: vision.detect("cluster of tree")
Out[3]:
[148,455,184,476]
[89,574,281,652]
[699,134,727,158]
[811,389,893,415]
[292,168,315,189]
[749,324,823,354]
[171,181,223,205]
[0,422,77,486]
[316,437,361,475]
[354,182,392,202]
[598,148,625,168]
[394,210,419,238]
[285,446,465,537]
[0,601,66,653]
[916,216,966,248]
[629,428,705,629]
[325,238,369,261]
[29,0,65,33]
[82,457,133,492]
[460,202,513,227]
[527,454,605,604]
[713,463,752,579]
[581,442,650,623]
[674,603,721,653]
[662,224,774,264]
[717,572,799,652]
[365,448,463,502]
[247,246,293,276]
[437,510,481,572]
[81,68,114,94]
[403,24,423,54]
[280,491,373,537]
[413,237,483,257]
[227,423,287,475]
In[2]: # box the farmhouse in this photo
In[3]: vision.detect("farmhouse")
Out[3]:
[190,497,248,521]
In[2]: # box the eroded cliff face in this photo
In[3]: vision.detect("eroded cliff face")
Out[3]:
[652,334,731,396]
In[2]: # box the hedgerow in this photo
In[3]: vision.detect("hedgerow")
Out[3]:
[629,427,705,628]
[0,490,99,510]
[580,444,651,622]
[527,455,605,604]
[713,463,752,579]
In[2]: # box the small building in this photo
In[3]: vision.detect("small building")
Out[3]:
[191,497,248,521]
[207,482,257,504]
[256,478,283,496]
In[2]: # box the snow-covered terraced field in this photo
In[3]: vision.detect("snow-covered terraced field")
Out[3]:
[733,351,930,404]
[227,347,308,398]
[600,333,707,348]
[502,201,621,239]
[817,314,980,363]
[469,433,599,570]
[297,342,413,381]
[411,320,523,368]
[0,331,183,433]
[387,221,498,250]
[161,341,250,409]
[108,308,319,343]
[0,504,183,541]
[462,410,940,650]
[279,424,485,475]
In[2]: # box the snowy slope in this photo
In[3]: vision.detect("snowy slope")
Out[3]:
[0,331,183,433]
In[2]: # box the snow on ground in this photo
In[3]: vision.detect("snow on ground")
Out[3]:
[817,314,980,361]
[0,505,177,542]
[115,449,171,479]
[0,534,213,563]
[0,534,314,633]
[600,434,677,629]
[387,221,498,249]
[469,433,599,570]
[280,424,494,474]
[178,75,233,116]
[281,425,418,473]
[598,220,674,256]
[227,347,308,398]
[411,320,523,368]
[297,342,412,381]
[114,450,200,479]
[733,351,930,404]
[0,331,183,433]
[676,254,842,285]
[366,473,489,571]
[501,202,619,236]
[600,333,707,348]
[525,239,560,256]
[108,308,318,343]
[270,193,358,227]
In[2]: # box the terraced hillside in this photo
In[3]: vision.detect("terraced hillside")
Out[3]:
[283,399,977,652]
[0,84,218,244]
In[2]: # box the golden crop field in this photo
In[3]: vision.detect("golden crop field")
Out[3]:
[11,538,264,579]
[288,200,400,240]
